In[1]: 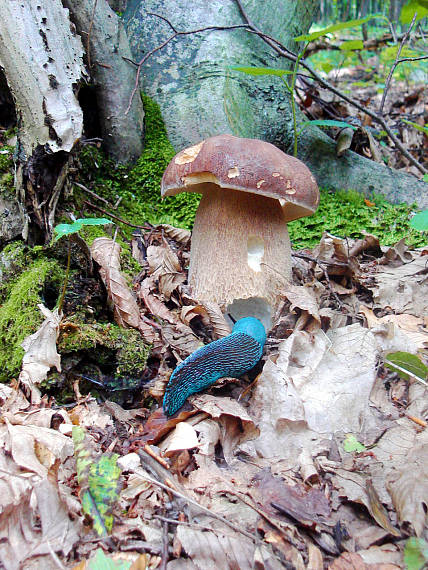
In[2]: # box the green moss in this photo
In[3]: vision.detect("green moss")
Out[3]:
[0,145,14,195]
[288,188,427,249]
[78,94,200,236]
[58,320,150,377]
[76,95,426,250]
[0,242,28,301]
[0,259,63,382]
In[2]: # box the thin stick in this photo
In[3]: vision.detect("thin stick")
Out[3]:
[235,1,426,174]
[379,13,418,114]
[58,237,71,313]
[132,466,260,543]
[73,181,112,207]
[83,200,152,230]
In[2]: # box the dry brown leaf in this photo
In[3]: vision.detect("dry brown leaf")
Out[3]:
[336,126,354,156]
[161,322,202,359]
[328,551,400,569]
[282,284,321,323]
[387,442,428,536]
[161,422,199,455]
[360,306,428,350]
[0,479,79,570]
[18,305,61,403]
[176,526,255,570]
[2,421,74,478]
[250,324,379,463]
[312,232,359,277]
[202,302,231,338]
[91,237,140,328]
[367,253,428,317]
[157,224,191,245]
[380,238,413,266]
[68,398,114,430]
[147,244,186,299]
[251,469,330,524]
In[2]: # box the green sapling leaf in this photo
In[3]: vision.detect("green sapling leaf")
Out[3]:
[410,210,428,231]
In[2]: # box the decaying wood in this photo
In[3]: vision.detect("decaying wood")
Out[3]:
[0,0,86,241]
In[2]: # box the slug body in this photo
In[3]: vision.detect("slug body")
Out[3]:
[163,317,266,416]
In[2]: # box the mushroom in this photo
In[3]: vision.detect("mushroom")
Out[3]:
[161,134,319,328]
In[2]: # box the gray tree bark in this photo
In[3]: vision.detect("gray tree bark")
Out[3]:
[0,0,144,242]
[0,0,86,241]
[124,0,428,208]
[64,0,144,163]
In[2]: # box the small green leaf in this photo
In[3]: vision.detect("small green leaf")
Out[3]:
[385,352,428,384]
[77,217,113,227]
[400,0,428,23]
[88,549,132,570]
[339,39,364,51]
[410,210,428,231]
[343,434,366,453]
[402,120,428,136]
[53,217,112,242]
[73,426,122,537]
[294,14,384,42]
[404,537,428,570]
[299,119,358,134]
[423,174,428,183]
[232,66,294,77]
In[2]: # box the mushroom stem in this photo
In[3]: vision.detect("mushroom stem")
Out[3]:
[189,184,291,314]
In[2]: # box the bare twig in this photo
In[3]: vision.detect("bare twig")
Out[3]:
[83,199,152,229]
[124,15,248,115]
[379,13,418,114]
[73,181,112,207]
[132,465,261,543]
[235,1,426,174]
[292,251,343,308]
[126,5,427,174]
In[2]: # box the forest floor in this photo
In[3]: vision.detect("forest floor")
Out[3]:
[1,217,427,569]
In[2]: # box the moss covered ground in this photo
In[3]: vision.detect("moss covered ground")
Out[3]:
[0,257,64,382]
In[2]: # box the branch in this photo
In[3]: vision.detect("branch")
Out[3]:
[379,13,418,114]
[124,14,249,115]
[125,5,427,174]
[235,1,426,174]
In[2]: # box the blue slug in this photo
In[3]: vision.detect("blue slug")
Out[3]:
[163,317,266,416]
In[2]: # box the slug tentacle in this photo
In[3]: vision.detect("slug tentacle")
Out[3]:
[163,317,266,416]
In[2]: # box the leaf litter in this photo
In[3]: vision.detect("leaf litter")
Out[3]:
[2,224,427,569]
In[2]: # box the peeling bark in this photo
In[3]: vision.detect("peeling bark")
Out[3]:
[0,0,86,242]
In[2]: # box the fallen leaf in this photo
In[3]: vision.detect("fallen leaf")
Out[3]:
[2,421,74,478]
[0,479,79,570]
[147,244,186,300]
[161,422,199,455]
[18,305,62,403]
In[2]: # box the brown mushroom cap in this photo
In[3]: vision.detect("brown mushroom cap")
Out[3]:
[161,134,319,222]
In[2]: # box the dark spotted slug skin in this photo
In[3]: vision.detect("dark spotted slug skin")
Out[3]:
[163,317,266,416]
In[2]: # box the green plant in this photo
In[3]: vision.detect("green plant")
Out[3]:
[53,217,113,312]
[385,352,428,387]
[404,537,428,570]
[410,209,428,231]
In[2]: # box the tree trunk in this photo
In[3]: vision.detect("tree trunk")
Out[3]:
[0,0,86,242]
[124,0,428,209]
[64,0,144,163]
[0,0,144,243]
